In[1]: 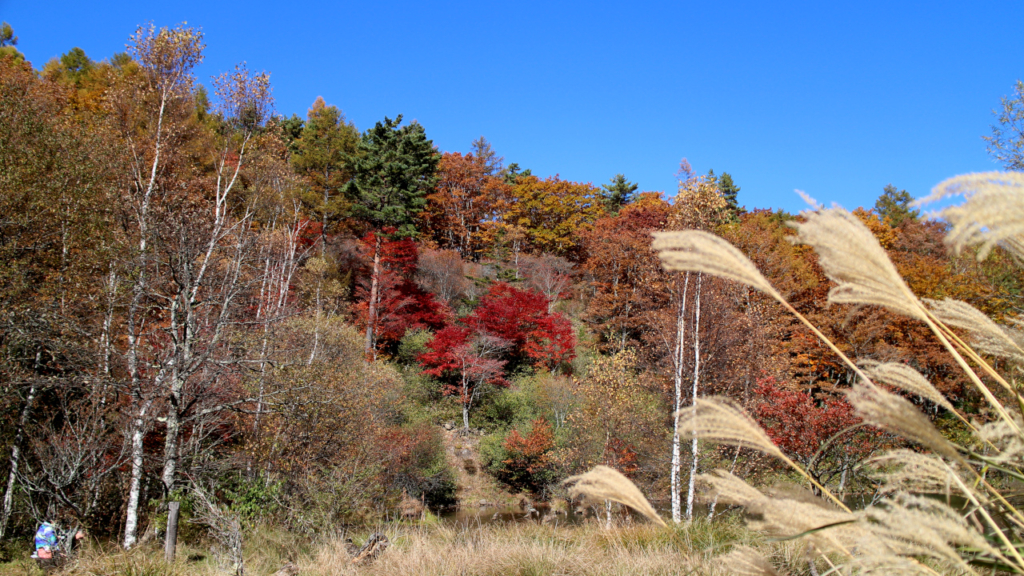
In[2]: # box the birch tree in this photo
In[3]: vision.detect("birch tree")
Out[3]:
[111,22,204,548]
[111,23,275,547]
[667,174,729,522]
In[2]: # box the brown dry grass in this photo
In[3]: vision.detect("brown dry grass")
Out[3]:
[13,519,805,576]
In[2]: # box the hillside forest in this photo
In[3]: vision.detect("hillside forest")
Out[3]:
[3,22,1024,559]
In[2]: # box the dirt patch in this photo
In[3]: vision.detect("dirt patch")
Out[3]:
[440,425,519,509]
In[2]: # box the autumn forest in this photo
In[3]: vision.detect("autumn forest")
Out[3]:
[4,21,1024,575]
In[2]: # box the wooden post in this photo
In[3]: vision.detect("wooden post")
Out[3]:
[165,501,180,563]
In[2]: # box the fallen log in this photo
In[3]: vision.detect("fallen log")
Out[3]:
[270,562,299,576]
[351,532,390,564]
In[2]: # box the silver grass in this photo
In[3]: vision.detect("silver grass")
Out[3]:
[701,471,993,574]
[859,492,1000,574]
[921,171,1024,261]
[718,545,786,576]
[860,361,957,414]
[846,382,960,460]
[697,469,769,509]
[870,450,960,497]
[789,207,926,321]
[562,465,667,527]
[674,397,786,461]
[978,415,1024,466]
[849,550,963,576]
[926,298,1024,365]
[652,230,784,301]
[795,189,823,211]
[699,470,858,554]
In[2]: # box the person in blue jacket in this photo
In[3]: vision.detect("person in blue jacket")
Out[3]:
[33,520,83,565]
[33,521,58,559]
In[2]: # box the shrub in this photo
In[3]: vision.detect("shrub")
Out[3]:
[488,419,557,495]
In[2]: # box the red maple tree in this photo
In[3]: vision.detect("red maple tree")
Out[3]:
[353,233,447,353]
[419,325,510,430]
[464,282,576,372]
[752,376,879,491]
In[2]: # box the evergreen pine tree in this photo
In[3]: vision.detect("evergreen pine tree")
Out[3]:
[601,174,638,213]
[0,22,16,47]
[345,115,440,356]
[718,172,741,214]
[874,183,918,227]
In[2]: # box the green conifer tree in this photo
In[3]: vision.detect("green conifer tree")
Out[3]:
[293,97,359,244]
[601,174,638,213]
[345,115,440,355]
[874,184,918,227]
[718,172,741,214]
[0,22,16,47]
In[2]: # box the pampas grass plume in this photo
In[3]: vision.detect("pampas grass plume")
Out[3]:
[789,208,925,321]
[921,171,1024,261]
[674,397,786,461]
[652,230,784,301]
[563,465,667,527]
[860,361,956,414]
[846,382,959,460]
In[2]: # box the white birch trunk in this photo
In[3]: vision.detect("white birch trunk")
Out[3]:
[670,272,690,524]
[123,401,151,548]
[0,382,37,539]
[685,273,702,521]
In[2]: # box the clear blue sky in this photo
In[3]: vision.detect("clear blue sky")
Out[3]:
[2,1,1021,213]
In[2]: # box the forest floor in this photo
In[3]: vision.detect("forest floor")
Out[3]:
[0,429,823,575]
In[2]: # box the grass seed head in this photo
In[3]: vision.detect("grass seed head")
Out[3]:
[846,382,959,460]
[922,171,1024,262]
[926,298,1024,365]
[860,361,956,414]
[652,230,784,302]
[789,208,925,321]
[674,397,786,461]
[563,465,667,527]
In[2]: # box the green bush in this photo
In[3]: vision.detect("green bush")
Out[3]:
[475,381,539,430]
[397,328,433,366]
[222,475,282,524]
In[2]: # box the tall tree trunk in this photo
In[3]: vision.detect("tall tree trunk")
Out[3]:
[308,276,322,365]
[685,273,702,521]
[123,400,151,548]
[160,400,181,495]
[670,272,690,524]
[364,234,382,359]
[0,382,37,539]
[462,370,471,431]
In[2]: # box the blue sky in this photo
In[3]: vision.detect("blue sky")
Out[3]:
[2,1,1021,213]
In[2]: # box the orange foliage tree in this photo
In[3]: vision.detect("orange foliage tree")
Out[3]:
[423,151,510,258]
[499,175,606,260]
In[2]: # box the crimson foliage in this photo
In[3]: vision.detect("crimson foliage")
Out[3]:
[752,377,880,488]
[753,377,863,461]
[496,418,556,493]
[353,233,447,349]
[464,282,576,372]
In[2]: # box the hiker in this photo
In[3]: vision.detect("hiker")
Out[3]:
[33,521,84,566]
